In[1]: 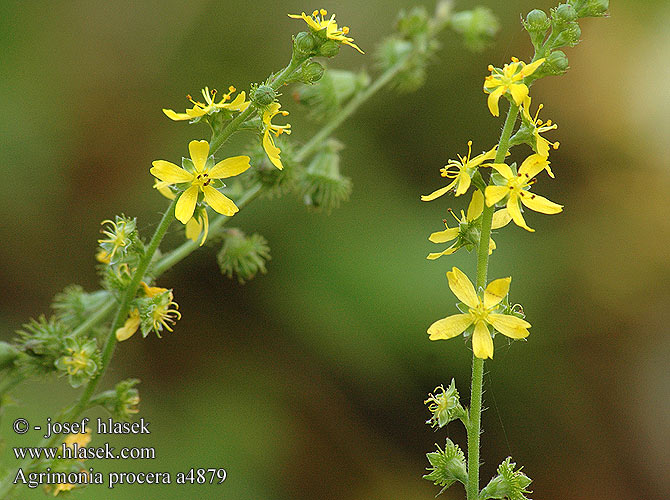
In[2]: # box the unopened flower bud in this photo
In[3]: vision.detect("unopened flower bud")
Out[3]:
[524,9,550,34]
[569,0,609,18]
[551,21,582,48]
[318,40,340,58]
[542,50,570,76]
[553,3,578,25]
[293,31,317,56]
[300,61,325,84]
[250,85,276,107]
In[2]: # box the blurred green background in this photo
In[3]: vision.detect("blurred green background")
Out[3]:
[1,0,669,498]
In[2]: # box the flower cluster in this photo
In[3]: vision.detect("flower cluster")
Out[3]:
[420,2,607,497]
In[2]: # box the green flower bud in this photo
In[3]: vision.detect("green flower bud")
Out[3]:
[480,457,532,500]
[293,31,317,56]
[250,84,276,107]
[300,139,352,212]
[318,40,340,58]
[569,0,609,18]
[93,379,140,421]
[541,50,570,76]
[525,9,550,31]
[423,439,468,491]
[449,7,500,52]
[554,3,578,24]
[0,341,19,370]
[550,21,582,48]
[300,61,325,84]
[217,229,271,284]
[424,379,467,428]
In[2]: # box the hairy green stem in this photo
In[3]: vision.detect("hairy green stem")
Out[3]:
[466,103,519,500]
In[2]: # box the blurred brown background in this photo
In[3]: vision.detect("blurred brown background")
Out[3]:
[1,0,669,498]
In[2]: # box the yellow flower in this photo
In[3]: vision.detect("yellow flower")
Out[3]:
[521,96,559,161]
[163,86,249,121]
[483,57,545,117]
[422,142,497,201]
[115,282,181,341]
[262,103,291,170]
[427,190,511,259]
[151,140,251,224]
[484,154,562,232]
[288,9,364,54]
[427,267,530,359]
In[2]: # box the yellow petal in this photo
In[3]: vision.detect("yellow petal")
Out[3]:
[150,160,193,184]
[175,186,199,224]
[488,237,496,255]
[489,162,514,179]
[507,196,534,232]
[519,191,563,214]
[202,185,238,216]
[421,182,455,202]
[485,185,509,207]
[487,314,531,339]
[153,180,176,200]
[454,172,472,196]
[467,190,484,220]
[188,140,210,172]
[446,267,479,309]
[262,130,283,170]
[520,58,545,77]
[342,39,365,54]
[427,314,472,340]
[220,92,250,112]
[484,277,511,309]
[162,109,191,121]
[470,145,499,167]
[518,153,548,178]
[508,83,529,106]
[209,156,251,179]
[487,86,505,117]
[185,217,201,242]
[472,321,494,359]
[429,227,459,244]
[491,209,512,229]
[115,310,140,342]
[427,244,460,260]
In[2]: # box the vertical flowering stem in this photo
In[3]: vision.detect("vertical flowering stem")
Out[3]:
[466,103,519,500]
